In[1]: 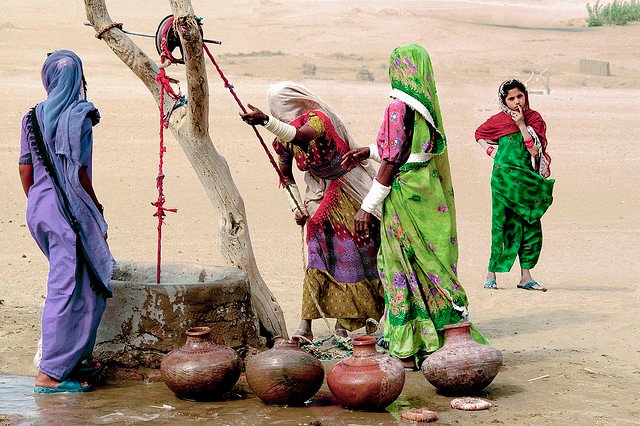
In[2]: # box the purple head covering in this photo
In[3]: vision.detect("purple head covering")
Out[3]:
[33,50,114,295]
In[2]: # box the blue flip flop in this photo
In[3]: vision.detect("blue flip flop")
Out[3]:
[517,281,547,292]
[71,362,105,382]
[483,280,498,289]
[34,380,93,394]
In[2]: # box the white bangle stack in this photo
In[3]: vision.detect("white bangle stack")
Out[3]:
[361,179,391,214]
[368,142,381,162]
[283,184,304,212]
[264,115,297,143]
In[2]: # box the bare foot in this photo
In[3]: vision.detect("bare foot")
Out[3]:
[35,371,60,388]
[334,328,348,339]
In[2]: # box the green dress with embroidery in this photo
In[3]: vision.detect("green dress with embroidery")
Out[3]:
[377,44,488,360]
[489,132,555,272]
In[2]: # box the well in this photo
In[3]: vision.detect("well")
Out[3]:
[93,261,263,380]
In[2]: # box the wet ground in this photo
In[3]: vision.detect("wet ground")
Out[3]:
[0,370,501,425]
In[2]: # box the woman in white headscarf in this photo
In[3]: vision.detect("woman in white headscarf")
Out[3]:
[241,82,384,341]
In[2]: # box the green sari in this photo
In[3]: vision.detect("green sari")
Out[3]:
[378,45,488,360]
[489,132,555,271]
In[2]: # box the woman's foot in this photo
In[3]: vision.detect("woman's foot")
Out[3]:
[292,320,314,344]
[517,281,547,292]
[334,328,348,339]
[35,371,60,388]
[34,371,92,393]
[519,269,546,291]
[331,327,349,346]
[483,280,498,289]
[292,329,314,344]
[70,360,105,383]
[484,272,498,289]
[393,356,418,371]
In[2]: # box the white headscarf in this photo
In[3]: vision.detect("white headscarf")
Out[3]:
[267,81,360,150]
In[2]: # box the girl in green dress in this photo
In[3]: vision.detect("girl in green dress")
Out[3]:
[343,44,488,369]
[475,79,555,291]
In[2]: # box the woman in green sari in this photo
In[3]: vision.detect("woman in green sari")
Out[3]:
[475,79,554,291]
[342,44,488,369]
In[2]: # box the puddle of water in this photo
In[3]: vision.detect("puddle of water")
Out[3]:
[0,373,499,425]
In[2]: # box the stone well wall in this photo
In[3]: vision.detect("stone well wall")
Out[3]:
[94,261,263,374]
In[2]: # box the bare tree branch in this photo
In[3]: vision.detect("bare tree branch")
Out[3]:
[84,0,288,339]
[85,0,161,103]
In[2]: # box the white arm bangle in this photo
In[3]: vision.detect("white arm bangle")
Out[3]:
[283,184,304,212]
[264,115,297,143]
[361,179,391,214]
[368,142,381,162]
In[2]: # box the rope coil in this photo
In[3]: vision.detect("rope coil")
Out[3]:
[95,22,123,39]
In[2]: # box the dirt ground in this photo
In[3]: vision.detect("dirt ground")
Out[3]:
[1,0,639,424]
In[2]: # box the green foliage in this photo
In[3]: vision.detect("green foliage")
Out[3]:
[586,0,640,26]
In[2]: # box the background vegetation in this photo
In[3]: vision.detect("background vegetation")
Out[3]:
[587,0,640,26]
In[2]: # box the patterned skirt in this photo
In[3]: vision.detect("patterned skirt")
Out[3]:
[302,180,384,331]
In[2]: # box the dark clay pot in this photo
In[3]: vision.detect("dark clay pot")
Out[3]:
[422,321,502,395]
[327,335,405,410]
[160,326,241,400]
[245,336,324,405]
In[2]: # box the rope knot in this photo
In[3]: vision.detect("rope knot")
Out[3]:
[95,22,123,39]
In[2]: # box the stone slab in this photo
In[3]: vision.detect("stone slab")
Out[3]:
[579,59,610,76]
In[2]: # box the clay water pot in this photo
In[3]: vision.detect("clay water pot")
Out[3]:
[160,326,241,400]
[327,335,405,410]
[421,321,502,395]
[245,336,324,405]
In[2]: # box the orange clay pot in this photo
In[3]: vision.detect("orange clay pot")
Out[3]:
[327,336,405,410]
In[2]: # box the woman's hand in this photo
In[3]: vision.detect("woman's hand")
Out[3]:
[239,104,269,126]
[341,147,370,171]
[510,105,525,127]
[294,208,310,226]
[354,208,373,236]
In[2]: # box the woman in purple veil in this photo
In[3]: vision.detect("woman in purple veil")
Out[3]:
[19,50,115,393]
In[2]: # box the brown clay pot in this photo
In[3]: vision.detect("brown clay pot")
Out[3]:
[327,335,405,410]
[245,336,324,405]
[421,321,502,395]
[160,326,241,400]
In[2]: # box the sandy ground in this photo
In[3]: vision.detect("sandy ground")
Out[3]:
[1,0,639,423]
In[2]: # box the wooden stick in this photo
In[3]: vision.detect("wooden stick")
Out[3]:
[527,374,550,382]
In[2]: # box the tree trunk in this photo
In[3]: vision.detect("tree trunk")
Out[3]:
[84,0,288,339]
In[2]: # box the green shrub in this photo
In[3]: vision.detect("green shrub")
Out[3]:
[586,0,640,26]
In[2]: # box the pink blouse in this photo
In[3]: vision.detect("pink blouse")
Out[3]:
[375,99,411,165]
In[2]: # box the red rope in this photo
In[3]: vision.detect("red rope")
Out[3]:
[151,17,303,284]
[202,43,303,213]
[153,38,181,283]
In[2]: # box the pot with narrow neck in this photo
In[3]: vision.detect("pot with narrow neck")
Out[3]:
[422,321,502,395]
[160,326,241,400]
[245,336,324,405]
[327,335,405,410]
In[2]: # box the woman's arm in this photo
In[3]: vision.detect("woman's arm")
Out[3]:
[354,160,399,234]
[19,164,34,197]
[512,106,539,157]
[276,147,310,226]
[354,100,411,234]
[239,104,317,150]
[476,138,497,158]
[78,166,103,215]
